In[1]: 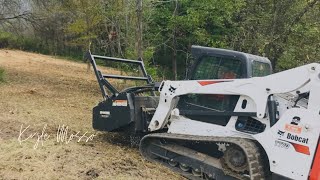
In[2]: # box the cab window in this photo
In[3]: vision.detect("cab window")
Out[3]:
[252,61,271,77]
[192,56,242,80]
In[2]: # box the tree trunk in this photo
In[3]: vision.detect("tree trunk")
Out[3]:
[172,36,177,80]
[172,0,178,80]
[136,0,143,59]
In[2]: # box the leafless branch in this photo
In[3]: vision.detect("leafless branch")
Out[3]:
[0,12,31,21]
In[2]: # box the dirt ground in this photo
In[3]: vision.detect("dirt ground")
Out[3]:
[0,50,181,180]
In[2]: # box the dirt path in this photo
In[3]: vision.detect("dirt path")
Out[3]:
[0,50,181,180]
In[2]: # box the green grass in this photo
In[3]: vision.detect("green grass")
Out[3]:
[0,67,5,83]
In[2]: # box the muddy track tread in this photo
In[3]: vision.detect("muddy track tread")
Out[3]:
[140,133,267,180]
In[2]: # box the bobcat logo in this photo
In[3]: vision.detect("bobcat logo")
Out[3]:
[291,116,301,126]
[278,130,285,137]
[169,86,177,93]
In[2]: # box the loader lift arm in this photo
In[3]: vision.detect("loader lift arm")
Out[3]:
[149,63,320,131]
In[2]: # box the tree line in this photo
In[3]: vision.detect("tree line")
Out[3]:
[0,0,319,79]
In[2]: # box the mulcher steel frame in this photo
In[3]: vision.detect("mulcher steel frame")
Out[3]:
[85,51,153,100]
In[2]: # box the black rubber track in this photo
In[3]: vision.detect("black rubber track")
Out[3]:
[140,133,267,180]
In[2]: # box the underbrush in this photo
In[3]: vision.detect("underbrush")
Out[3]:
[0,67,5,83]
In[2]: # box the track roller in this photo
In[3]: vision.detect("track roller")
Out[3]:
[179,163,190,172]
[192,168,203,177]
[168,159,178,167]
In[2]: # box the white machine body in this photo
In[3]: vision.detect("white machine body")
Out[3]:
[148,63,320,180]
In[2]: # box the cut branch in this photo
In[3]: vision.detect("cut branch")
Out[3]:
[0,12,31,21]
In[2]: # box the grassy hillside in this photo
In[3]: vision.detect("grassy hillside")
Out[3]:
[0,50,181,180]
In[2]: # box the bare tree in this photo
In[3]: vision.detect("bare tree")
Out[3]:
[136,0,143,59]
[0,0,31,21]
[172,0,178,80]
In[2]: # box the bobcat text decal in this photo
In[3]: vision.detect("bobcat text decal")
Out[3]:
[287,133,309,144]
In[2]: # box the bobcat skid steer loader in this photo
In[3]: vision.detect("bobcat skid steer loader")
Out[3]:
[86,46,320,180]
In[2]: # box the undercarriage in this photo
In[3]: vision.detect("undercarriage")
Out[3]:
[140,133,268,180]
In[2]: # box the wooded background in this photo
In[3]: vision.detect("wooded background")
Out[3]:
[0,0,319,79]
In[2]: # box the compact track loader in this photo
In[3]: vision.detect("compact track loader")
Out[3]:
[86,46,320,180]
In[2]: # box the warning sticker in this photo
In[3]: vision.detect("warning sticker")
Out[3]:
[285,124,302,134]
[100,111,110,118]
[112,100,128,107]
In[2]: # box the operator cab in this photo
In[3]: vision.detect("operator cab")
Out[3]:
[189,45,272,80]
[179,46,272,127]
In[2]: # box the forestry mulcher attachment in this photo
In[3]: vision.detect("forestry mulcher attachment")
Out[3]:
[86,46,320,180]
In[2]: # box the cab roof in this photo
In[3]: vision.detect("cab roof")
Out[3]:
[191,45,271,64]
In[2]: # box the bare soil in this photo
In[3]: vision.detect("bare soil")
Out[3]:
[0,50,181,180]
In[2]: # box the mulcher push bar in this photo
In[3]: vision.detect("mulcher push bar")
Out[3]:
[85,51,153,100]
